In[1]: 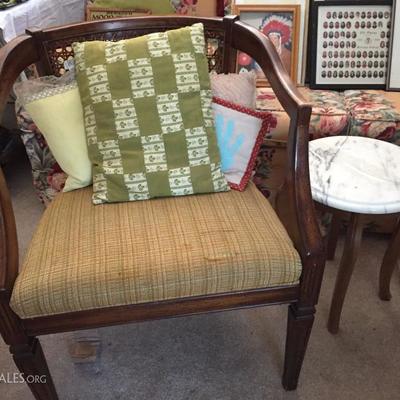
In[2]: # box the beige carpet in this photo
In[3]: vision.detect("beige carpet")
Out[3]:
[0,148,399,400]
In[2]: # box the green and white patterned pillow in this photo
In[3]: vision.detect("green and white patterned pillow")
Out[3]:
[73,23,229,204]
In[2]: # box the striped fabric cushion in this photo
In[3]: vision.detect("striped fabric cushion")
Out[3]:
[10,183,302,319]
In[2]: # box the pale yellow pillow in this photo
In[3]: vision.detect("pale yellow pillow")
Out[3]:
[15,75,91,192]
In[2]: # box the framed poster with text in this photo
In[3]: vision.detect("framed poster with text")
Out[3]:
[309,0,392,89]
[387,0,400,89]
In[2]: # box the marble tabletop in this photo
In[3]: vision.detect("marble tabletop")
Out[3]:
[309,136,400,214]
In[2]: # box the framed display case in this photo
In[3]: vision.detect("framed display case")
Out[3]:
[387,0,400,90]
[309,0,392,89]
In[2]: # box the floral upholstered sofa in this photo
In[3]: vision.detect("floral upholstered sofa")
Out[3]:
[256,88,400,145]
[16,87,400,230]
[254,88,400,233]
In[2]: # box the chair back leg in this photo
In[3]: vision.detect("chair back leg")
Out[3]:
[10,337,58,400]
[282,304,315,390]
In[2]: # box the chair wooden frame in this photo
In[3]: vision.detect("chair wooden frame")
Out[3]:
[0,16,325,399]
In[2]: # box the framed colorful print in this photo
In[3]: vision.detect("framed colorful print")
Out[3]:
[224,0,232,15]
[232,0,309,85]
[309,0,392,90]
[387,0,400,90]
[233,4,300,86]
[172,0,225,16]
[88,1,225,17]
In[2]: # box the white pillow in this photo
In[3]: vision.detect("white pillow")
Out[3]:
[210,71,257,109]
[213,97,276,191]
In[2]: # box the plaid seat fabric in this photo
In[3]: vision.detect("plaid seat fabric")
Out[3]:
[10,183,302,319]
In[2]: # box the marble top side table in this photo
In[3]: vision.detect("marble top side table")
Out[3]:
[309,136,400,334]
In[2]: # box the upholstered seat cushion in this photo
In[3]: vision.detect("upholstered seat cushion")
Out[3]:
[256,87,349,141]
[10,183,301,319]
[344,90,400,144]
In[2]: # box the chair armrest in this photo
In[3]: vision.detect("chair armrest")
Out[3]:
[231,21,325,308]
[0,167,18,302]
[0,35,38,116]
[0,35,39,302]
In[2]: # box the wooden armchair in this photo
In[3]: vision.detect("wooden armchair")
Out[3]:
[0,16,325,399]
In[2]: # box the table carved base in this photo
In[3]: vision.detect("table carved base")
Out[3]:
[327,212,400,334]
[327,213,363,334]
[379,218,400,301]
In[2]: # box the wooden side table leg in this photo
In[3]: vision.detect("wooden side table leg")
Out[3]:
[379,218,400,301]
[326,210,342,260]
[328,213,363,334]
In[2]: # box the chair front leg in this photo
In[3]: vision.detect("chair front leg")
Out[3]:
[10,336,58,400]
[282,304,315,391]
[0,303,58,400]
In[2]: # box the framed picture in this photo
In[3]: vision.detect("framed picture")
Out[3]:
[309,0,392,90]
[171,0,225,16]
[233,4,300,86]
[86,7,151,21]
[224,0,232,15]
[387,0,400,90]
[231,0,309,85]
[87,1,225,18]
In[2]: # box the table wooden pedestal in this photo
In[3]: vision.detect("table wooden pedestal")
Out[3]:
[309,136,400,334]
[379,219,400,301]
[326,212,400,334]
